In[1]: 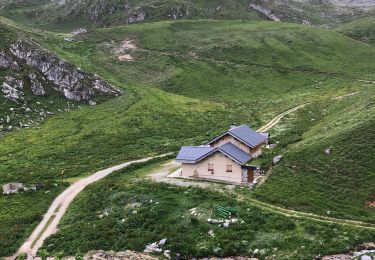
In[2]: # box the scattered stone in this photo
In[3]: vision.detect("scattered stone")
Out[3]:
[325,148,331,155]
[2,183,24,194]
[144,242,162,253]
[163,250,171,259]
[158,238,167,246]
[72,28,88,35]
[2,79,24,103]
[361,255,372,260]
[85,250,157,260]
[208,229,215,237]
[64,37,74,42]
[272,155,283,166]
[223,222,230,228]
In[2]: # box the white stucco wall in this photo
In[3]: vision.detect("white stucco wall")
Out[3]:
[181,152,243,184]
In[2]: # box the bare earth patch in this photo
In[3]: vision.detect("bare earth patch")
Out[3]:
[118,54,134,61]
[100,38,138,61]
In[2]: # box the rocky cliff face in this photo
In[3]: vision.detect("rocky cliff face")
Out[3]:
[0,39,122,136]
[10,40,121,102]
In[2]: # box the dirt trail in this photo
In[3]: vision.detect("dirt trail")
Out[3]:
[9,153,172,259]
[257,103,308,132]
[10,91,364,258]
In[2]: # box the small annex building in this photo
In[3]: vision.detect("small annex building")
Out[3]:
[176,125,268,185]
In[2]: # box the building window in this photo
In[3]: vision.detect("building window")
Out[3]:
[208,163,214,171]
[226,164,233,172]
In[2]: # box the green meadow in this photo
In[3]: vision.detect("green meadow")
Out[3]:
[0,17,374,257]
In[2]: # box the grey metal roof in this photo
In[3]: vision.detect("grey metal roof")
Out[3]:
[207,125,267,148]
[176,143,251,165]
[176,146,214,163]
[228,125,267,148]
[218,142,252,164]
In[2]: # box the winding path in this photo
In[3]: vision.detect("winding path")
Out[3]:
[257,103,308,132]
[10,153,172,259]
[10,90,366,258]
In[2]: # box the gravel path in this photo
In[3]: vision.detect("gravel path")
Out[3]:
[10,153,172,259]
[10,91,363,259]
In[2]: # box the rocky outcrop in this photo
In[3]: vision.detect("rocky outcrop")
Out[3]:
[10,40,121,102]
[249,4,280,22]
[0,39,122,135]
[168,6,192,20]
[87,0,145,24]
[1,76,24,103]
[28,73,46,96]
[0,51,19,70]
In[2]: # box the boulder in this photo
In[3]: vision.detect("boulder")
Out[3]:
[3,183,24,194]
[272,155,283,166]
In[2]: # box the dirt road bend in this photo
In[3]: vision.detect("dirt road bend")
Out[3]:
[10,153,172,259]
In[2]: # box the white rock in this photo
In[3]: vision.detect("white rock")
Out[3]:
[158,238,167,246]
[164,250,171,259]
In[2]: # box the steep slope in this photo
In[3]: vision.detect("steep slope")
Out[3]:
[58,20,375,103]
[254,89,375,223]
[0,21,121,136]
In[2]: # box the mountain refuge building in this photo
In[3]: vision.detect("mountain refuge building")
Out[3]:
[175,125,268,185]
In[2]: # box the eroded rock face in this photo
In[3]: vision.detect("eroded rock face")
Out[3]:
[10,40,122,102]
[87,0,145,24]
[1,76,24,103]
[28,73,46,96]
[0,51,19,70]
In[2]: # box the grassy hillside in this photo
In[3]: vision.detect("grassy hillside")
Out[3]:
[338,16,375,45]
[41,160,374,259]
[1,18,375,257]
[254,89,375,223]
[42,20,375,110]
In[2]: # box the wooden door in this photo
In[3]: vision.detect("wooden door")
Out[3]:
[247,168,254,183]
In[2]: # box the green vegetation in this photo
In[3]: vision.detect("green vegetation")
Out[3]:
[41,160,374,259]
[254,89,375,223]
[0,184,67,256]
[0,12,375,258]
[338,16,375,45]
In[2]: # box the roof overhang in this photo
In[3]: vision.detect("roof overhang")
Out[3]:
[177,148,250,166]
